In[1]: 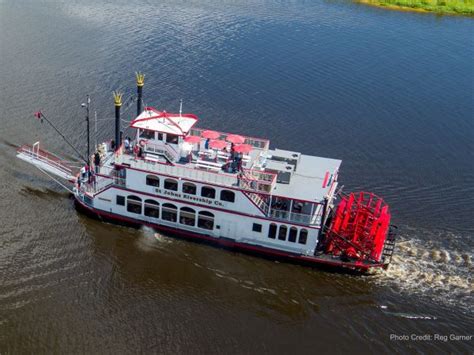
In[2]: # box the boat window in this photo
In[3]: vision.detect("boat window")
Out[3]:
[278,225,287,241]
[139,129,155,140]
[180,207,196,226]
[144,199,160,218]
[268,223,277,239]
[288,227,298,243]
[201,186,215,199]
[182,182,197,195]
[198,211,214,230]
[299,229,308,244]
[166,134,179,144]
[220,190,235,203]
[127,195,142,214]
[164,178,178,191]
[162,203,177,222]
[158,133,163,141]
[252,223,262,233]
[116,195,125,206]
[146,175,160,187]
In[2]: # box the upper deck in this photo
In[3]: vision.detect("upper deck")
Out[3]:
[107,107,341,205]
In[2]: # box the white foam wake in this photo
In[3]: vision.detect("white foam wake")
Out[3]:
[135,226,173,251]
[370,231,473,312]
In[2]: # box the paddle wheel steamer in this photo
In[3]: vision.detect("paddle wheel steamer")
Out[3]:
[17,73,397,272]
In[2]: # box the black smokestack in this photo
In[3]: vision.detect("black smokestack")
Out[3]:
[136,72,145,117]
[113,91,122,151]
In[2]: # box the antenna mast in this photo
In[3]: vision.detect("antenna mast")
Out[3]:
[94,110,98,150]
[84,95,91,166]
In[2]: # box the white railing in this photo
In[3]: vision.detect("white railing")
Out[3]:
[249,193,270,214]
[97,176,115,190]
[311,204,324,225]
[241,168,276,193]
[116,153,240,188]
[17,143,75,181]
[80,175,124,195]
[144,142,178,162]
[269,209,313,224]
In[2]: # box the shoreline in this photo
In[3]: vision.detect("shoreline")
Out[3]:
[356,0,474,16]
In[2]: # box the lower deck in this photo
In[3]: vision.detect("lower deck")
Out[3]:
[75,194,386,272]
[77,185,321,256]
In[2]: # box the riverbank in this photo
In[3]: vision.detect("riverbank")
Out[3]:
[358,0,474,16]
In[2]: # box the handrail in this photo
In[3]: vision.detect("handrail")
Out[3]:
[269,208,315,225]
[144,141,177,162]
[18,145,73,175]
[115,150,278,195]
[79,175,124,195]
[242,168,276,184]
[164,142,179,156]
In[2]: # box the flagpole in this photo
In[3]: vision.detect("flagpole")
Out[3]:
[86,95,90,166]
[94,110,98,151]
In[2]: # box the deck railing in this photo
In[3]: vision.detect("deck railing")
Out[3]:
[241,168,277,192]
[17,143,75,180]
[269,203,324,226]
[116,152,240,186]
[144,141,178,162]
[269,209,312,224]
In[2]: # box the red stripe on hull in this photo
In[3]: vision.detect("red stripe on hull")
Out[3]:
[74,197,383,272]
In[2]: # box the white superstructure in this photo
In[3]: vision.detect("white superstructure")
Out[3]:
[75,106,340,257]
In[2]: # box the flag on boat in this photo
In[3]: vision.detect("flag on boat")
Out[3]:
[34,111,43,123]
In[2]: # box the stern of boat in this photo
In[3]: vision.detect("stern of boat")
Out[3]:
[319,192,397,270]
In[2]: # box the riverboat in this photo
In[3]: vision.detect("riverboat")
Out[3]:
[17,73,397,272]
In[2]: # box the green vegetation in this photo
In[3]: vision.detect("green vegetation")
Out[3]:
[358,0,474,15]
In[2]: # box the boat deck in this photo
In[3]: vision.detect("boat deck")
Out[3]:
[107,139,341,203]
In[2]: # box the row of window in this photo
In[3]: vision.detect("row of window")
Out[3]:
[266,223,308,245]
[118,195,306,243]
[139,129,179,144]
[146,175,235,202]
[117,195,214,230]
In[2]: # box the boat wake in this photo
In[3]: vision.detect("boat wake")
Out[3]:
[135,226,173,251]
[370,228,473,312]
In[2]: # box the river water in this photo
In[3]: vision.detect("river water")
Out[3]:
[0,0,473,353]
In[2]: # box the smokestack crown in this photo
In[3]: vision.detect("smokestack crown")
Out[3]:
[136,72,145,87]
[113,91,123,107]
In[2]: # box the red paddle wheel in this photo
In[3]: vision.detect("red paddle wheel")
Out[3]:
[325,192,391,263]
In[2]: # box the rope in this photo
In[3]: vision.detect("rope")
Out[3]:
[37,166,74,193]
[38,112,88,164]
[92,94,145,142]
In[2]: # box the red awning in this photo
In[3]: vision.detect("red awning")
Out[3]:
[201,130,220,139]
[226,134,245,144]
[184,135,201,143]
[209,139,227,150]
[233,143,252,154]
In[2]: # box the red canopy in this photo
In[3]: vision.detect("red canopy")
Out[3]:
[209,139,228,150]
[201,130,220,139]
[233,143,252,154]
[226,134,245,144]
[184,135,201,143]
